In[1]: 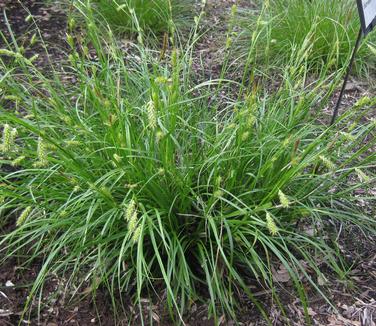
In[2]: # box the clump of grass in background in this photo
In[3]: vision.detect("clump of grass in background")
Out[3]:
[87,0,194,34]
[1,4,376,325]
[238,0,376,75]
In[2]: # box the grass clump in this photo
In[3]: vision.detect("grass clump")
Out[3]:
[84,0,194,34]
[1,10,376,325]
[238,0,376,74]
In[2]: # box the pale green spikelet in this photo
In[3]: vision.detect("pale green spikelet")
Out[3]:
[319,155,336,171]
[215,176,222,188]
[1,124,10,153]
[29,54,39,63]
[266,212,278,236]
[124,183,138,189]
[66,140,81,146]
[155,130,164,143]
[155,76,169,84]
[16,206,32,226]
[278,190,289,208]
[0,49,23,59]
[4,95,20,101]
[247,115,256,127]
[226,36,232,49]
[214,190,223,198]
[241,131,250,141]
[2,124,17,153]
[125,199,136,222]
[30,33,37,45]
[68,17,76,30]
[355,168,370,183]
[128,211,138,233]
[66,33,75,48]
[171,48,178,69]
[113,154,122,162]
[11,156,26,167]
[10,127,17,145]
[59,210,68,218]
[132,225,142,244]
[146,100,157,129]
[231,4,238,16]
[282,136,291,148]
[34,137,48,167]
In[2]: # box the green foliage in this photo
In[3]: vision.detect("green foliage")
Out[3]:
[87,0,193,34]
[0,5,376,324]
[238,0,376,74]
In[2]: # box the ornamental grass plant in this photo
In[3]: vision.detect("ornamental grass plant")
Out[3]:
[238,0,376,75]
[0,4,376,324]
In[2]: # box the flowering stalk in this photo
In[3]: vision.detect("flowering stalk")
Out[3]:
[278,190,289,208]
[146,100,157,130]
[266,212,278,236]
[1,124,17,153]
[16,206,32,226]
[34,137,48,167]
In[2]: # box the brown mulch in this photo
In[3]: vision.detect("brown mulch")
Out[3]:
[1,1,376,325]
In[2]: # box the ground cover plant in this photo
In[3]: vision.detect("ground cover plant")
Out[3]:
[1,2,376,325]
[238,0,376,75]
[81,0,194,35]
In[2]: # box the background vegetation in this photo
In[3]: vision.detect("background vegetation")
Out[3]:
[239,0,376,74]
[86,0,193,34]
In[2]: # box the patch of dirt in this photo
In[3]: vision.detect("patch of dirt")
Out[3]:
[0,0,68,67]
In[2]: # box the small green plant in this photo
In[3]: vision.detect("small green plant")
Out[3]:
[1,7,376,325]
[238,0,376,74]
[82,0,194,34]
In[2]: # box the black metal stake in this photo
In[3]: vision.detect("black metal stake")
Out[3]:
[330,28,363,125]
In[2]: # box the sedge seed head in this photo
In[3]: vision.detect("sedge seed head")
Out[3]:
[278,190,289,208]
[128,211,138,233]
[241,131,250,141]
[2,125,17,154]
[247,115,256,127]
[113,154,122,162]
[226,37,232,49]
[132,225,142,244]
[355,168,370,183]
[214,190,223,198]
[66,140,81,146]
[35,137,48,167]
[125,199,136,222]
[11,156,26,167]
[319,155,336,171]
[16,206,32,226]
[146,100,157,129]
[124,183,138,189]
[156,130,164,142]
[266,212,278,236]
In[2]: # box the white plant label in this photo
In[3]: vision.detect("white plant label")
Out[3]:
[357,0,376,34]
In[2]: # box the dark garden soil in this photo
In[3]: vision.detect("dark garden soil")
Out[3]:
[1,1,376,325]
